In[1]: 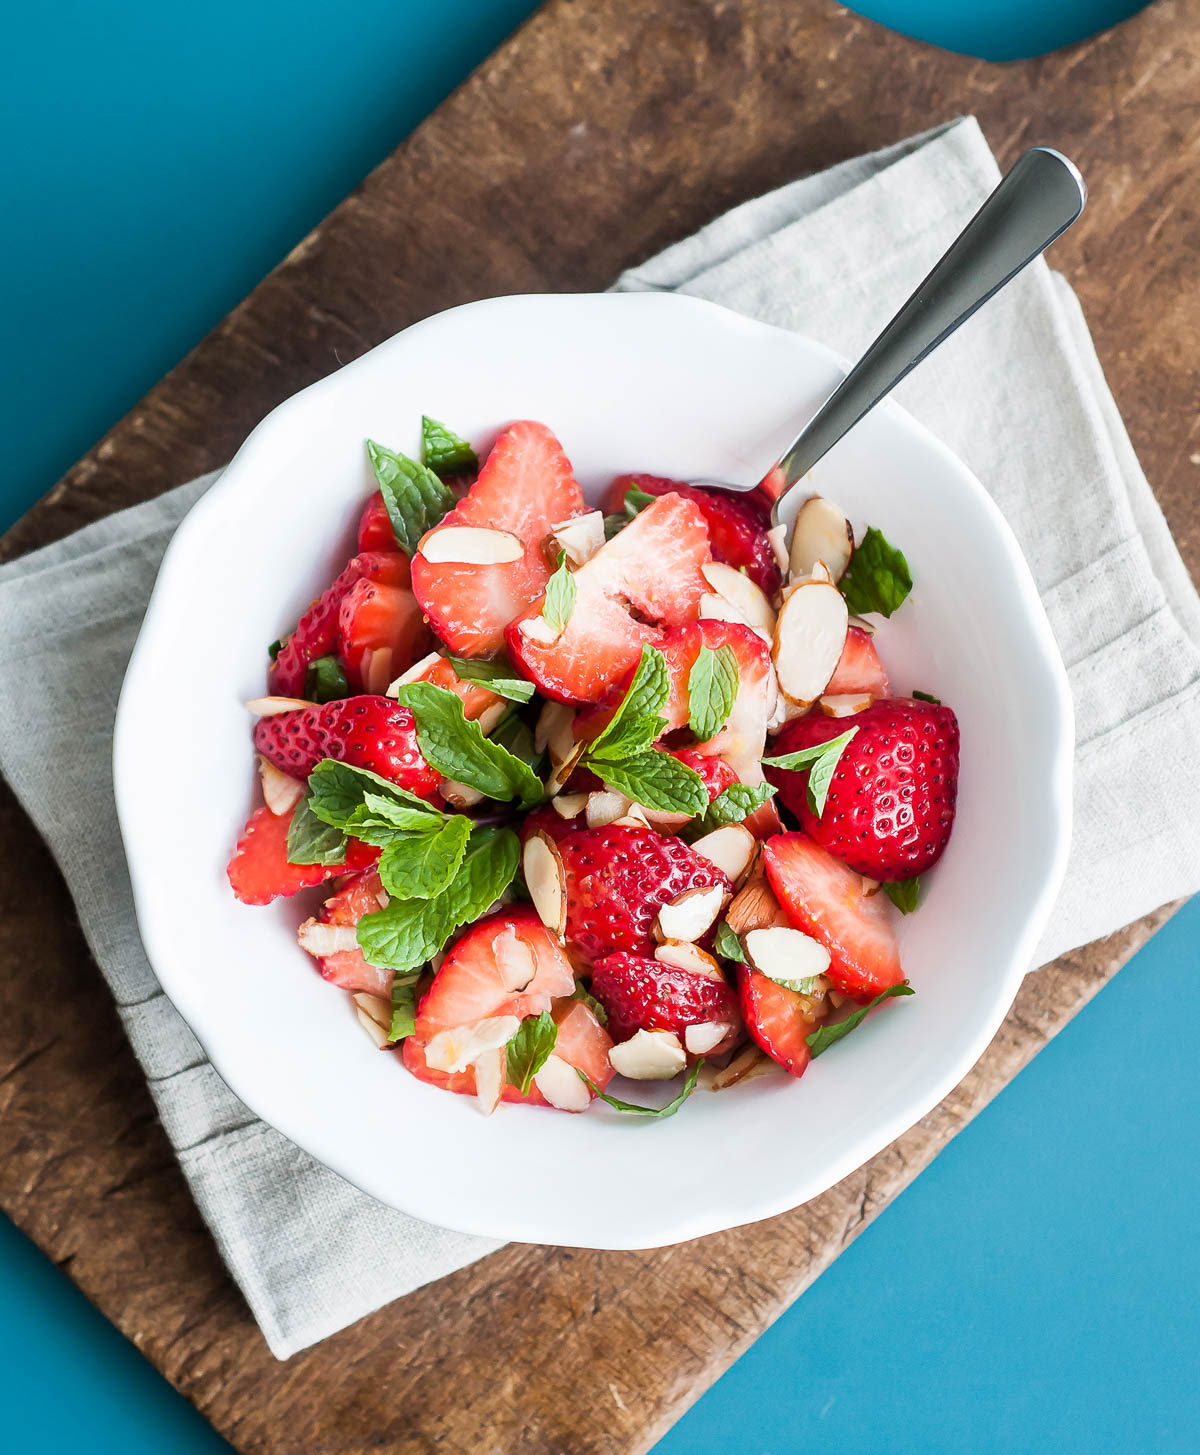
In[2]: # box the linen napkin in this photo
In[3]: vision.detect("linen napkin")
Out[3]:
[2,115,1198,1359]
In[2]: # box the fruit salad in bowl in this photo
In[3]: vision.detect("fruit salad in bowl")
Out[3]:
[227,414,960,1117]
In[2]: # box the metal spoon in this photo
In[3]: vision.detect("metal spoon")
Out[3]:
[697,146,1086,530]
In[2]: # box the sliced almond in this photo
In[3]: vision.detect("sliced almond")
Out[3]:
[711,1044,776,1091]
[298,920,361,957]
[654,884,727,944]
[524,832,566,936]
[772,580,848,705]
[685,1021,733,1056]
[701,561,776,640]
[474,1047,505,1116]
[861,875,882,897]
[613,806,653,829]
[654,941,726,981]
[641,806,691,833]
[744,926,832,983]
[819,692,873,718]
[543,741,585,798]
[424,1015,521,1074]
[355,1006,389,1047]
[533,1052,592,1111]
[789,496,854,582]
[257,754,305,816]
[550,511,606,567]
[476,701,508,735]
[352,992,392,1030]
[609,1029,687,1080]
[848,614,876,637]
[494,926,537,992]
[766,522,789,575]
[362,646,394,696]
[586,789,631,829]
[441,778,486,808]
[552,792,589,820]
[726,870,781,936]
[419,526,524,565]
[690,824,756,884]
[518,614,562,647]
[700,591,752,630]
[535,700,576,759]
[388,649,441,695]
[245,695,311,716]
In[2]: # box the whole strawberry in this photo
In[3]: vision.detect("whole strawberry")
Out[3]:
[591,952,741,1047]
[766,697,959,880]
[255,695,441,799]
[554,824,732,962]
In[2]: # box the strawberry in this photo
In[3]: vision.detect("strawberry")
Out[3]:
[762,833,904,1001]
[737,964,824,1077]
[591,952,741,1051]
[226,804,378,906]
[824,625,890,698]
[303,867,393,996]
[415,908,576,1035]
[766,697,959,879]
[671,747,738,802]
[607,474,781,594]
[410,420,586,656]
[555,824,732,962]
[507,492,711,705]
[270,552,409,696]
[254,695,441,798]
[336,578,431,694]
[401,652,505,722]
[357,490,397,554]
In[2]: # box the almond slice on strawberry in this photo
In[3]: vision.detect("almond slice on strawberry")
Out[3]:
[506,493,711,705]
[297,867,393,996]
[410,420,586,656]
[762,833,904,1001]
[737,963,825,1077]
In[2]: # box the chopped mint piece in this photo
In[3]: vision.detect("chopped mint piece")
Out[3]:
[806,983,914,1057]
[884,878,921,914]
[763,727,859,817]
[687,643,739,743]
[912,690,941,705]
[838,526,912,617]
[579,1060,703,1118]
[421,415,478,476]
[304,654,349,704]
[446,655,535,703]
[542,552,577,635]
[713,921,746,963]
[366,439,456,556]
[505,1011,558,1094]
[392,682,543,808]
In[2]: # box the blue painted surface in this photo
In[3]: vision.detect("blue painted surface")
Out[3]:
[0,3,1189,1453]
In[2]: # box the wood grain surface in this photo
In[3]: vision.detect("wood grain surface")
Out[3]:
[2,1,1198,1451]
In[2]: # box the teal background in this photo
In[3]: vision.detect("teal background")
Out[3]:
[1,3,1190,1453]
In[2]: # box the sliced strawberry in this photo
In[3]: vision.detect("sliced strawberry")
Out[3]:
[824,626,891,697]
[254,695,440,798]
[270,552,409,696]
[303,867,392,996]
[336,577,431,694]
[591,952,741,1052]
[401,652,505,722]
[400,1034,548,1105]
[607,474,781,594]
[762,833,904,1001]
[671,747,738,802]
[357,490,399,554]
[410,420,586,657]
[415,908,576,1035]
[737,964,823,1077]
[226,804,378,906]
[556,824,732,963]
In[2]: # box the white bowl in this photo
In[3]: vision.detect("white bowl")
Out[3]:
[114,292,1072,1248]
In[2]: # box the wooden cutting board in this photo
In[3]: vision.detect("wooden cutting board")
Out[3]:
[2,1,1197,1450]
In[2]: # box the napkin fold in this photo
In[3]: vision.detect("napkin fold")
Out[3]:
[2,116,1197,1358]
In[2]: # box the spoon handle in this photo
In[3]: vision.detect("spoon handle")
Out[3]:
[772,146,1086,522]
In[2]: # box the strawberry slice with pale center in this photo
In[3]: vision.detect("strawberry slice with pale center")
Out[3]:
[337,578,432,694]
[507,493,712,705]
[226,804,378,906]
[737,964,824,1078]
[824,625,891,697]
[410,420,586,657]
[762,832,904,1001]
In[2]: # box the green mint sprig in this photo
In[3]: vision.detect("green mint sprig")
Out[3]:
[712,921,746,963]
[695,781,776,834]
[762,727,859,817]
[420,415,478,476]
[304,654,349,704]
[884,878,921,914]
[387,973,421,1043]
[505,1011,558,1094]
[838,526,912,617]
[366,439,456,556]
[542,553,577,635]
[687,643,738,742]
[911,689,941,705]
[806,983,914,1057]
[578,1060,703,1118]
[393,681,543,808]
[446,655,535,703]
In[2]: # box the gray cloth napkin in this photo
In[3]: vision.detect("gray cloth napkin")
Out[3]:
[2,116,1197,1359]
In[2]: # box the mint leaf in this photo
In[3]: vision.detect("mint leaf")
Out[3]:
[268,638,283,662]
[763,727,858,817]
[505,1011,558,1094]
[445,655,535,703]
[687,643,739,743]
[387,973,421,1043]
[392,682,543,808]
[603,513,627,540]
[570,980,608,1027]
[307,759,443,831]
[344,790,447,841]
[357,825,520,971]
[712,921,745,963]
[286,791,348,866]
[838,527,912,617]
[884,878,921,914]
[378,815,471,900]
[588,645,669,761]
[912,690,941,706]
[580,1060,702,1118]
[698,781,776,833]
[304,654,348,704]
[623,485,656,519]
[366,439,456,556]
[490,711,544,773]
[806,983,914,1058]
[593,749,708,816]
[420,415,478,476]
[542,553,577,635]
